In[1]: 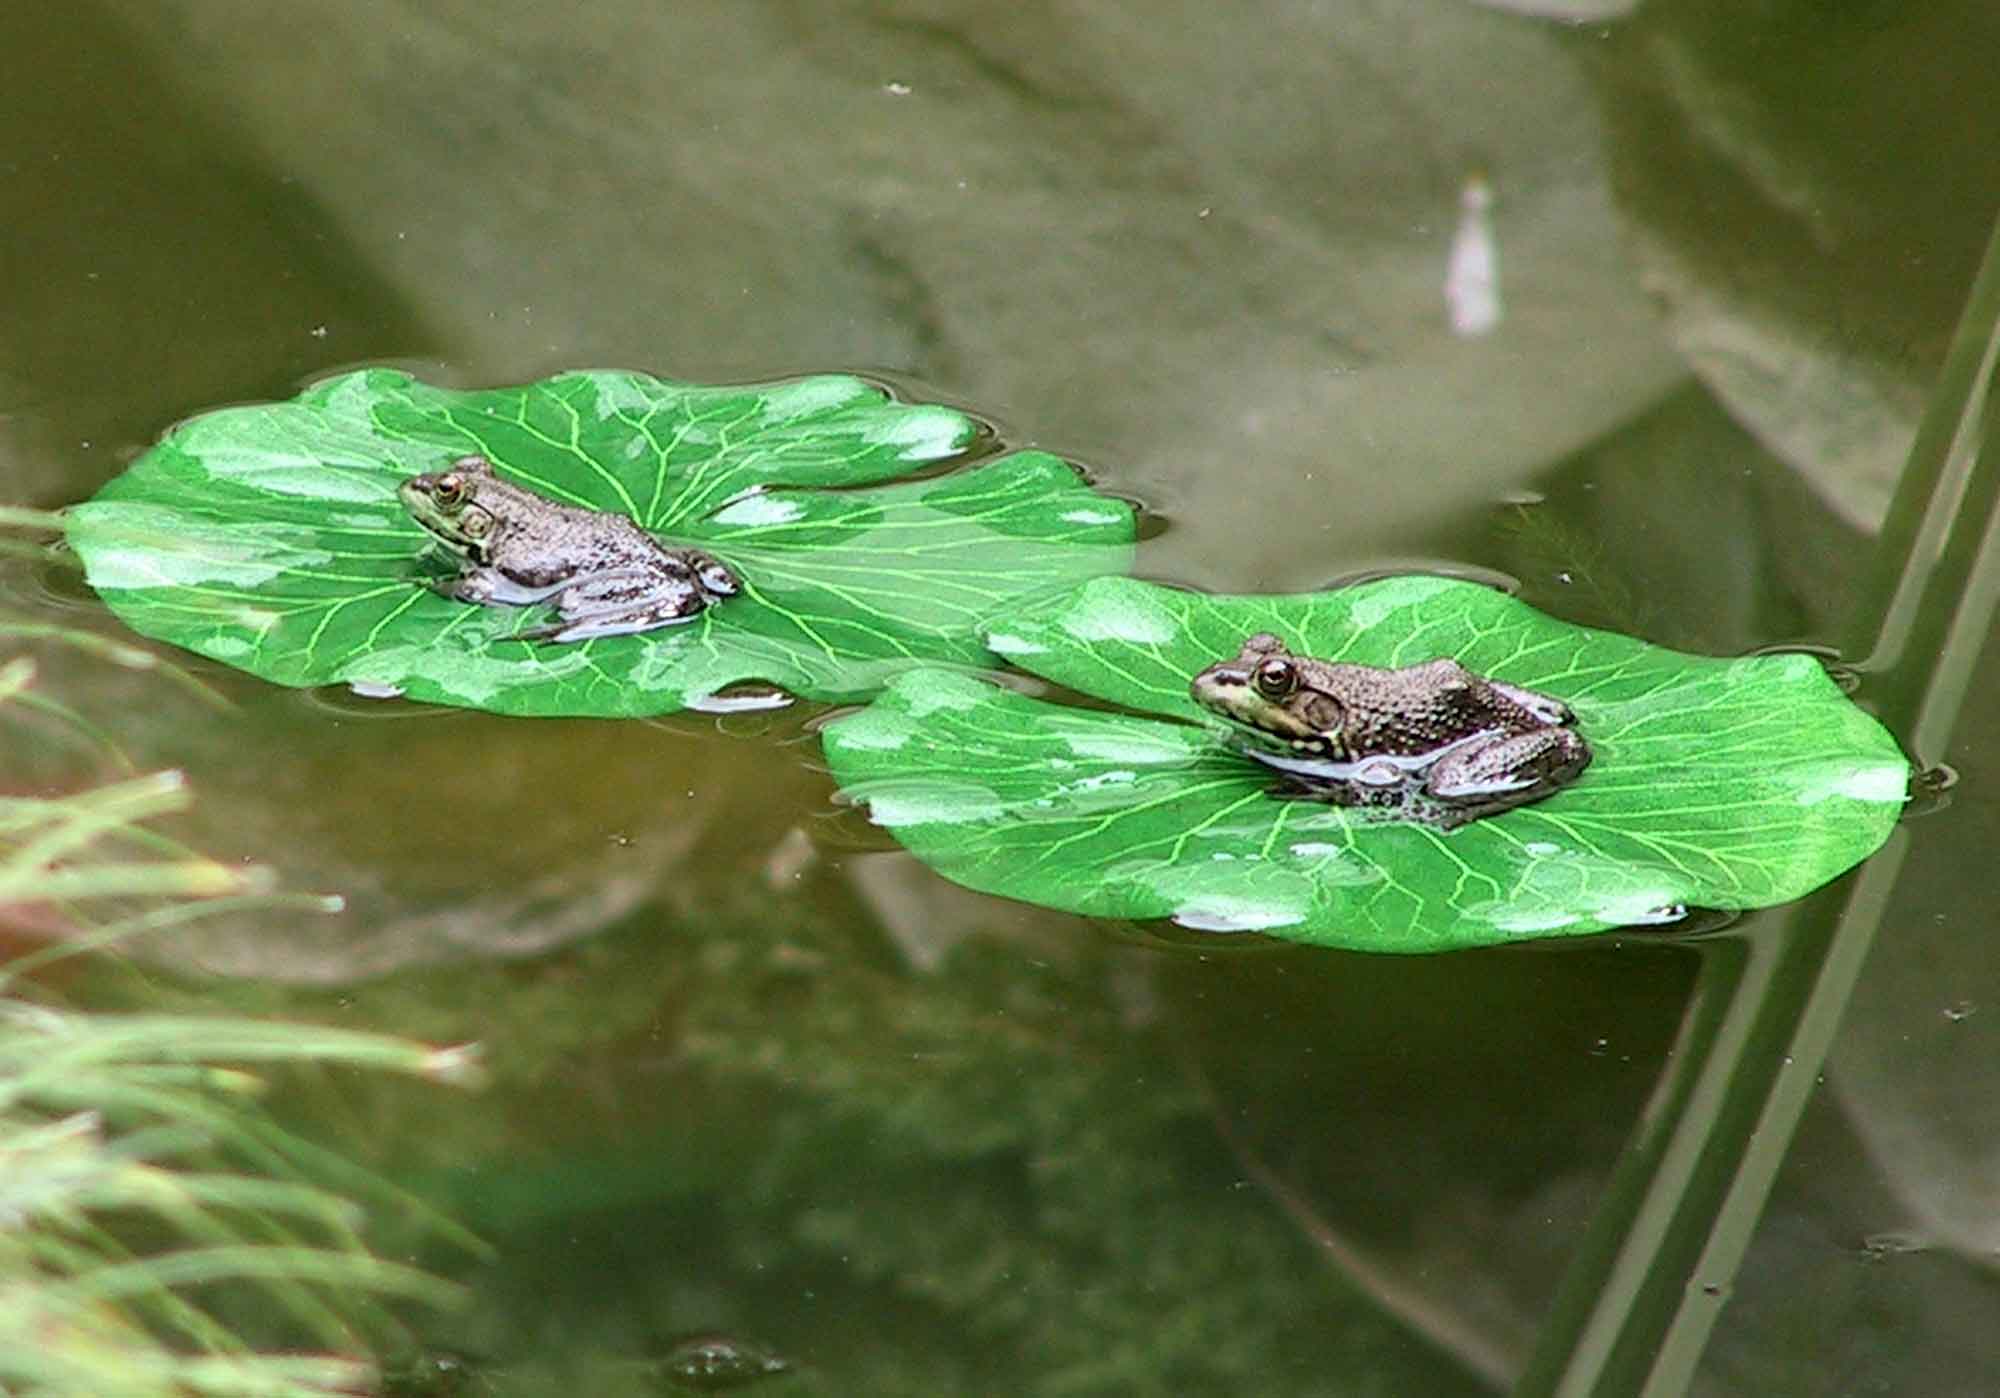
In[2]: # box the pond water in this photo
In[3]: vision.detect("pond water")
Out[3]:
[8,2,2000,1394]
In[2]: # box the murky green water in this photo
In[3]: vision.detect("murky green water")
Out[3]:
[9,2,2000,1393]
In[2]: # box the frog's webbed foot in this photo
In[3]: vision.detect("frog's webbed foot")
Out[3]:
[1262,772,1403,810]
[1265,774,1343,802]
[424,572,498,605]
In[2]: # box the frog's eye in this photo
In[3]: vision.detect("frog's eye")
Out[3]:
[432,473,467,509]
[1254,658,1296,700]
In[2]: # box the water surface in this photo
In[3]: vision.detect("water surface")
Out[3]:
[8,2,2000,1392]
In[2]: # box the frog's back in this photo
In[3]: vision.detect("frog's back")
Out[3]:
[1326,659,1525,756]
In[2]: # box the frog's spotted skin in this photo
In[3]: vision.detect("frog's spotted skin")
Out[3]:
[1188,632,1590,828]
[398,455,738,642]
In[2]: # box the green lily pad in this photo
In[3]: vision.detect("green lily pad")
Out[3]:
[65,370,1134,716]
[821,576,1909,949]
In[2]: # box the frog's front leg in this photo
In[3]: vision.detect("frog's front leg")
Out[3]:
[525,566,708,643]
[426,567,503,606]
[1425,727,1591,804]
[1485,679,1575,726]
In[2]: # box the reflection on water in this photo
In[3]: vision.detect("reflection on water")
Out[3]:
[6,0,2000,1391]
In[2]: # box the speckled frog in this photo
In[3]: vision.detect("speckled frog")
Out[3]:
[1189,632,1591,827]
[399,455,739,642]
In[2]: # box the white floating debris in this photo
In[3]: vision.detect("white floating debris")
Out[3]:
[686,686,794,713]
[1445,171,1502,338]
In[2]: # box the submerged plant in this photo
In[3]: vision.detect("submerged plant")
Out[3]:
[0,615,481,1397]
[0,1005,476,1398]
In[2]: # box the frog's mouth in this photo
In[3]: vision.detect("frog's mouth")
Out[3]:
[410,520,481,563]
[1196,675,1325,751]
[400,485,483,562]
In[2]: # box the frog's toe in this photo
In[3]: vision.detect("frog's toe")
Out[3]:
[434,575,497,604]
[698,561,740,598]
[677,550,740,598]
[1488,679,1576,726]
[513,618,567,644]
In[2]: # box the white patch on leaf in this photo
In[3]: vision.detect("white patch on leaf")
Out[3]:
[71,507,334,589]
[826,711,915,752]
[983,630,1045,656]
[1793,760,1910,806]
[1061,732,1190,765]
[859,778,1004,826]
[1064,595,1174,645]
[712,494,805,527]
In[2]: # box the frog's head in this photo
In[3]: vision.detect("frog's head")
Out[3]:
[399,456,503,562]
[1189,632,1348,758]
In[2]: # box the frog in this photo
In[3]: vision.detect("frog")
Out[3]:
[1188,632,1591,828]
[398,455,740,642]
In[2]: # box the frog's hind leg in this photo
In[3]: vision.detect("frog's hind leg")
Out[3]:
[518,568,707,644]
[524,600,708,643]
[517,612,699,643]
[532,609,705,643]
[1426,727,1592,816]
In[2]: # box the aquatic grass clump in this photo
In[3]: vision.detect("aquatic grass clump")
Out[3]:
[0,616,482,1397]
[0,1006,477,1398]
